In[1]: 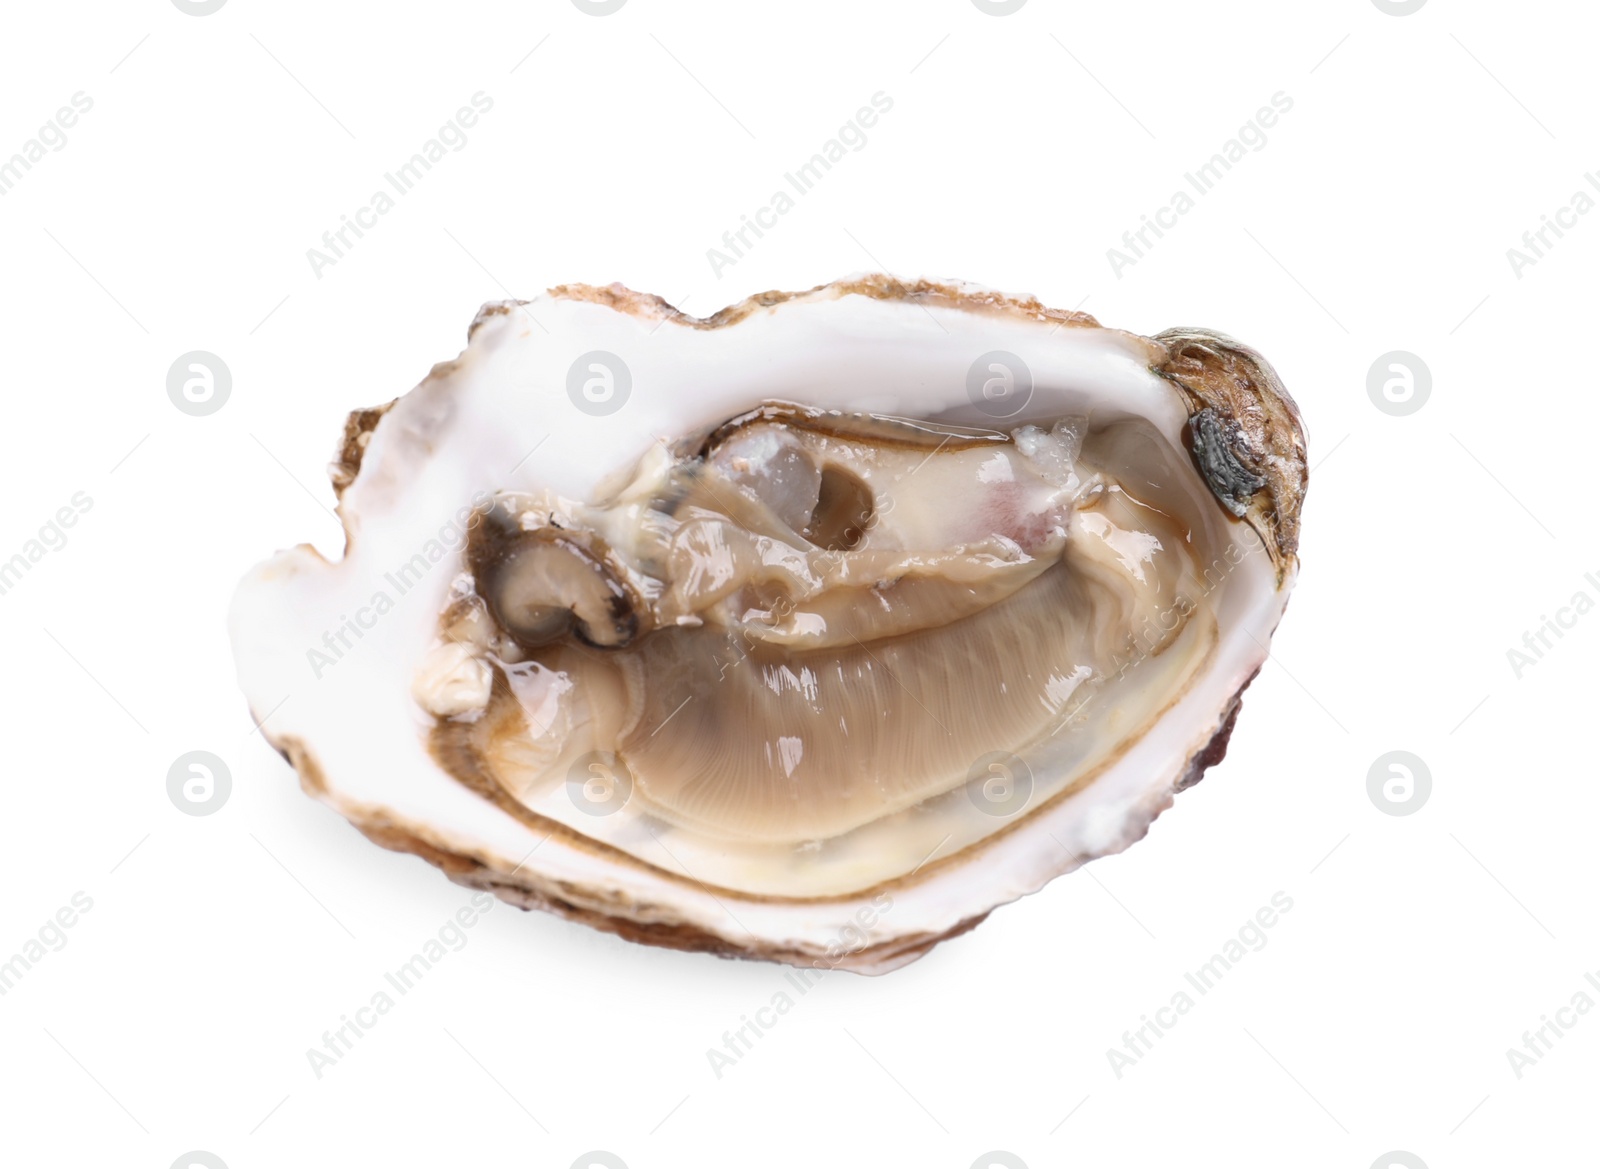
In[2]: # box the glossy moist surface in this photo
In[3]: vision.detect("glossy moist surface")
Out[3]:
[419,406,1249,898]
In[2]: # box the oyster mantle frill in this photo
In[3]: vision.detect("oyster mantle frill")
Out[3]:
[229,276,1307,973]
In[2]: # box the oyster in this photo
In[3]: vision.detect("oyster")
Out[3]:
[230,276,1306,974]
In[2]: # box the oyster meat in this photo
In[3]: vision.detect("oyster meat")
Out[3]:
[230,276,1306,973]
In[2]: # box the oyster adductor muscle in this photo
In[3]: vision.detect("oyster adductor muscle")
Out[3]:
[230,276,1306,974]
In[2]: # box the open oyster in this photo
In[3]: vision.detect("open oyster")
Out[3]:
[230,276,1306,974]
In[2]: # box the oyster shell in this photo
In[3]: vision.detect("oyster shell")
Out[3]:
[230,276,1306,974]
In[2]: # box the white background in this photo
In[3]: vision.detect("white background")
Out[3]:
[1,1,1594,1167]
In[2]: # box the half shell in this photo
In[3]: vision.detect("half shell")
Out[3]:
[229,276,1306,974]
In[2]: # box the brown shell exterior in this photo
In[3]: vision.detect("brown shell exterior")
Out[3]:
[330,401,395,500]
[1155,329,1307,582]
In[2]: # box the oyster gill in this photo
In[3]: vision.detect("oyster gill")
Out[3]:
[230,276,1306,974]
